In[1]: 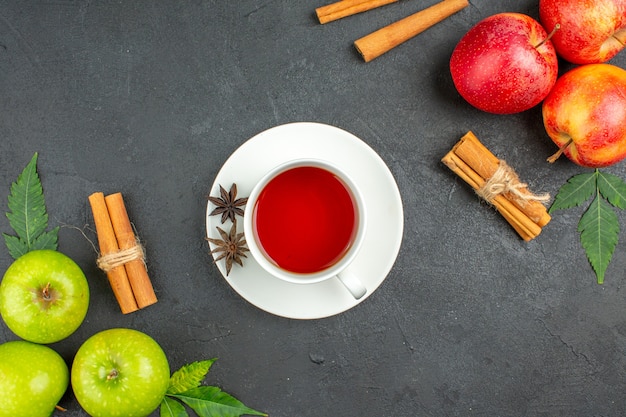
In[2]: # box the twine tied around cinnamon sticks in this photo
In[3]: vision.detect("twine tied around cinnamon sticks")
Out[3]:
[442,132,551,241]
[96,241,145,272]
[476,160,551,207]
[88,192,157,314]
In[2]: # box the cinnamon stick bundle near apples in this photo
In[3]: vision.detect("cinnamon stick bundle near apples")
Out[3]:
[442,132,551,241]
[88,192,157,313]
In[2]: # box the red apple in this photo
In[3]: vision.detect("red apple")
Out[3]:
[450,13,559,114]
[543,64,626,168]
[539,0,626,64]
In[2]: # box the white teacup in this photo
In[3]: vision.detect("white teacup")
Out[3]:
[243,158,367,299]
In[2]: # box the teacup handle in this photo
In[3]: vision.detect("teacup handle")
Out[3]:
[337,270,367,299]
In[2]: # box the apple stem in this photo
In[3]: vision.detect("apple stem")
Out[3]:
[107,369,119,380]
[42,282,52,301]
[547,138,573,163]
[55,405,67,412]
[535,23,561,49]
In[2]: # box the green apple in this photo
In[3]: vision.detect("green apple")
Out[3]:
[0,249,89,344]
[0,340,69,417]
[71,328,171,417]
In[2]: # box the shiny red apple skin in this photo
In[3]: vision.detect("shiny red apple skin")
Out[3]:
[450,13,558,114]
[539,0,626,64]
[542,64,626,168]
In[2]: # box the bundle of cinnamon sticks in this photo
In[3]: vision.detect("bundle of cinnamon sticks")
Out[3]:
[315,0,469,62]
[442,132,551,241]
[88,192,157,314]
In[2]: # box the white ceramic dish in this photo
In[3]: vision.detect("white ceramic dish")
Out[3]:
[206,122,404,319]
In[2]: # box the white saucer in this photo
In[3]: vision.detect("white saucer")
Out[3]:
[206,122,404,319]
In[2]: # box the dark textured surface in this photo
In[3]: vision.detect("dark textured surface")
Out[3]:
[2,1,626,416]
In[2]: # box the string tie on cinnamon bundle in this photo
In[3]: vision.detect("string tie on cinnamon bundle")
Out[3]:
[442,131,551,241]
[96,240,145,272]
[476,160,551,206]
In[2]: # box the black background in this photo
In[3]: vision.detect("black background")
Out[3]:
[2,1,626,416]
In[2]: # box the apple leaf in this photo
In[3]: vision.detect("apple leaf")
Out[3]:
[2,235,28,260]
[161,360,267,417]
[161,396,189,417]
[168,359,217,395]
[578,193,619,285]
[549,172,596,212]
[550,169,626,284]
[3,152,58,259]
[597,171,626,209]
[170,386,267,417]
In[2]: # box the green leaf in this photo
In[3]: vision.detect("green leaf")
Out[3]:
[30,227,60,251]
[168,359,217,395]
[161,396,189,417]
[164,360,266,417]
[597,171,626,209]
[578,193,619,284]
[549,172,596,213]
[4,153,58,259]
[171,386,267,417]
[6,153,47,241]
[2,234,29,259]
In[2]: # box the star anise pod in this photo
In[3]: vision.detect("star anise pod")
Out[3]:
[207,220,249,276]
[208,183,248,224]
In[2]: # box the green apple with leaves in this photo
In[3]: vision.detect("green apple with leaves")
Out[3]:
[71,328,171,417]
[0,249,89,344]
[0,340,69,417]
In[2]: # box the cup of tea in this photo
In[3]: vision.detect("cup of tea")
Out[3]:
[243,158,367,299]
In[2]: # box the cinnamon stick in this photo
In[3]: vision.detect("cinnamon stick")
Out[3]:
[452,132,551,227]
[354,0,469,62]
[316,0,398,24]
[442,132,550,241]
[441,152,541,241]
[105,193,157,309]
[88,192,139,314]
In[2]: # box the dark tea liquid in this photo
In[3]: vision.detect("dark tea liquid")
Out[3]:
[252,166,358,274]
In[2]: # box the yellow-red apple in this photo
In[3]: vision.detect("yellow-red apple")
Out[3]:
[539,0,626,64]
[543,64,626,168]
[450,13,558,114]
